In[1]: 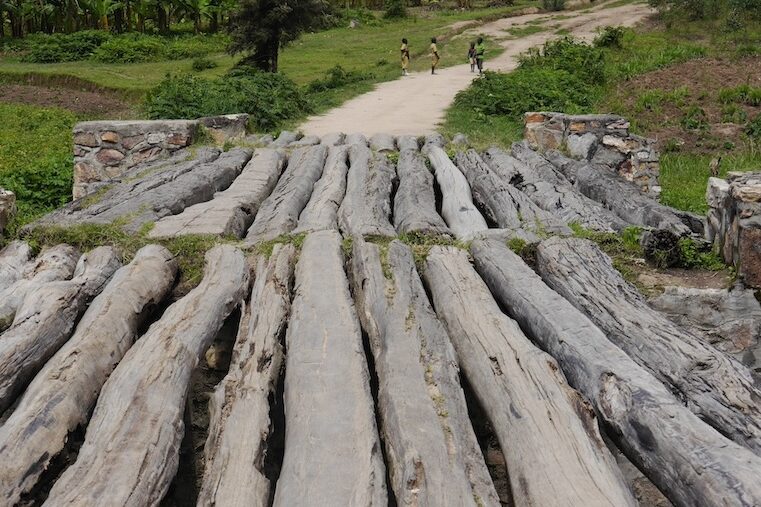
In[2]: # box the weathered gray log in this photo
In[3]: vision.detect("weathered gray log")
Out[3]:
[290,134,321,147]
[245,145,328,244]
[29,148,250,233]
[338,144,396,237]
[423,133,446,150]
[0,244,79,331]
[456,149,572,235]
[422,246,635,507]
[320,132,345,146]
[485,143,629,233]
[393,149,450,236]
[271,130,301,147]
[44,245,249,506]
[350,239,499,506]
[369,133,396,152]
[426,146,487,239]
[536,237,761,455]
[149,148,285,238]
[198,244,295,507]
[0,245,177,505]
[345,133,369,146]
[544,149,586,183]
[294,145,349,234]
[273,230,386,506]
[0,240,31,292]
[471,239,761,507]
[0,247,120,414]
[396,135,419,152]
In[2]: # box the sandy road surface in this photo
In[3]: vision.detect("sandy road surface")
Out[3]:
[299,2,654,136]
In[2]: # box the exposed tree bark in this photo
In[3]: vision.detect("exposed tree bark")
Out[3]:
[0,247,121,414]
[393,149,450,237]
[198,244,296,507]
[396,135,419,152]
[290,135,321,147]
[455,149,572,235]
[345,133,369,146]
[369,133,396,153]
[271,131,301,147]
[150,149,285,238]
[273,231,386,506]
[0,245,177,505]
[423,246,636,507]
[471,239,761,507]
[423,133,446,150]
[44,245,249,507]
[294,146,349,234]
[245,145,327,244]
[320,132,345,146]
[338,144,396,237]
[426,146,487,239]
[0,240,32,293]
[536,237,761,455]
[350,239,499,506]
[0,244,79,331]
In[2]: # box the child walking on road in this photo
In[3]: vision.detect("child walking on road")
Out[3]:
[468,42,476,72]
[430,37,440,75]
[401,38,410,76]
[476,37,485,75]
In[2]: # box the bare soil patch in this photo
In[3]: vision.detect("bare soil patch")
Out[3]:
[0,83,136,118]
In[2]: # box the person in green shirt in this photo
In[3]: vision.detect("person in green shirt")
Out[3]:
[430,37,440,75]
[476,37,485,75]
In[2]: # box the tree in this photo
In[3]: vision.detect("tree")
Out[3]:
[228,0,331,72]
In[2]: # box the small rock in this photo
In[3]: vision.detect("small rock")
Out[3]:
[131,146,162,165]
[100,131,120,143]
[707,177,730,208]
[95,148,126,166]
[74,161,101,183]
[74,132,99,148]
[349,19,360,28]
[566,133,597,160]
[121,134,146,150]
[147,132,166,145]
[166,133,191,147]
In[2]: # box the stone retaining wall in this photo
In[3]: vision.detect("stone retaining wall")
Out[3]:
[72,114,248,200]
[524,112,661,197]
[707,172,761,288]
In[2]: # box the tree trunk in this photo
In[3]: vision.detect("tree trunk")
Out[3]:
[455,149,572,235]
[150,149,285,239]
[0,241,32,293]
[244,145,327,244]
[198,244,295,507]
[396,135,419,151]
[294,146,349,234]
[319,132,345,146]
[369,133,396,153]
[425,146,487,239]
[471,238,761,507]
[338,143,396,238]
[0,246,177,505]
[272,231,387,506]
[0,247,121,414]
[422,246,636,507]
[44,245,249,506]
[393,149,450,237]
[350,239,499,506]
[535,237,761,455]
[0,244,79,331]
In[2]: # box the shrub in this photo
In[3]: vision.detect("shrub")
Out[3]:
[145,70,312,131]
[681,106,709,131]
[594,26,625,48]
[165,34,229,59]
[519,37,606,87]
[542,0,565,11]
[192,57,218,71]
[92,34,166,63]
[746,113,761,139]
[306,65,374,93]
[22,30,112,63]
[384,0,407,18]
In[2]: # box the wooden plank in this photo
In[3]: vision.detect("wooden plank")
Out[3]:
[350,239,499,506]
[472,238,761,507]
[536,237,761,455]
[272,230,386,506]
[422,246,636,507]
[0,245,177,505]
[44,245,249,506]
[197,244,296,507]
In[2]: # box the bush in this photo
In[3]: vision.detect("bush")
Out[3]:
[92,34,166,63]
[594,26,625,48]
[22,30,112,63]
[746,113,761,138]
[542,0,565,11]
[519,37,606,87]
[165,34,229,59]
[192,57,218,71]
[384,0,407,18]
[145,70,312,131]
[306,65,374,93]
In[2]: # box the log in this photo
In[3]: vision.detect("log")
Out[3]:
[393,149,450,236]
[198,244,296,507]
[320,132,345,146]
[345,133,369,146]
[293,145,349,234]
[0,245,177,505]
[369,133,396,153]
[350,239,499,506]
[0,244,79,331]
[271,130,301,147]
[244,145,328,244]
[290,134,321,147]
[536,237,761,455]
[272,230,386,506]
[338,144,396,238]
[423,133,446,150]
[455,149,572,235]
[396,135,419,152]
[426,146,487,239]
[422,246,636,507]
[0,246,121,414]
[471,239,761,507]
[485,143,629,233]
[0,240,31,292]
[149,148,285,238]
[44,245,249,506]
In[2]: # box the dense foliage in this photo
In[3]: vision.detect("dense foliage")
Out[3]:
[649,0,761,22]
[144,67,311,129]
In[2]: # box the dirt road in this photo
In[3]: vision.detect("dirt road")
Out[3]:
[299,1,654,136]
